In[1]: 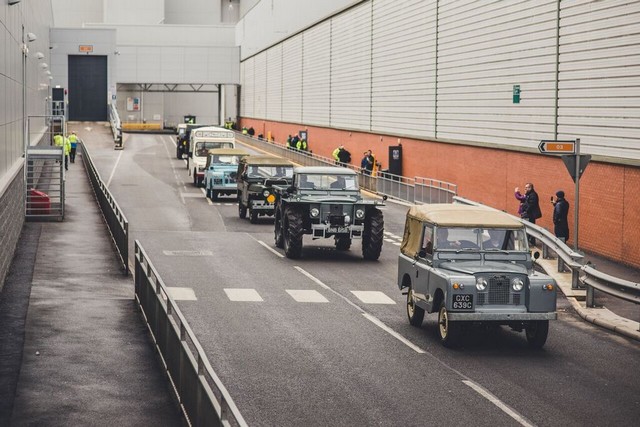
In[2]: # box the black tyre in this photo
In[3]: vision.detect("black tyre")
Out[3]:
[249,209,259,223]
[525,320,549,349]
[335,236,351,251]
[362,208,384,260]
[176,147,181,159]
[238,196,247,218]
[407,286,425,327]
[193,169,198,186]
[211,190,218,201]
[206,187,212,199]
[274,210,284,248]
[438,306,460,348]
[283,207,304,259]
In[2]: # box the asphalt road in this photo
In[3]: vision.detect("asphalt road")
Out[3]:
[79,125,640,427]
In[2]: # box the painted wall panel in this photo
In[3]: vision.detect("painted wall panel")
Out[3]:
[437,0,558,147]
[302,21,331,126]
[241,57,255,118]
[371,0,436,136]
[266,45,283,122]
[253,52,267,119]
[330,2,371,130]
[281,35,303,124]
[558,1,640,160]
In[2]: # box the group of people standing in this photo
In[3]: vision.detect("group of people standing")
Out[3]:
[286,134,308,152]
[515,182,569,244]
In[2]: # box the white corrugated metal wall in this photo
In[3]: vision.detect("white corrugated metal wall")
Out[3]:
[240,57,254,118]
[240,0,640,162]
[266,44,283,122]
[302,21,332,126]
[253,53,268,119]
[558,0,640,159]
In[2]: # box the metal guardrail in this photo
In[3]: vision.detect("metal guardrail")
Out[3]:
[134,241,247,427]
[109,103,123,146]
[235,133,457,204]
[453,196,640,314]
[80,141,129,275]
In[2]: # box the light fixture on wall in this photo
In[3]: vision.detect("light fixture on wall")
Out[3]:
[45,70,51,75]
[26,32,37,42]
[9,0,22,5]
[35,51,44,60]
[114,50,121,55]
[40,62,48,70]
[228,0,234,10]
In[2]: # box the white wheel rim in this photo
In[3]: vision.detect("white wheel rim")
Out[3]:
[439,308,448,339]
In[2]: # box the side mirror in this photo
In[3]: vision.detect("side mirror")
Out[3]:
[533,251,540,260]
[382,195,388,201]
[418,249,427,259]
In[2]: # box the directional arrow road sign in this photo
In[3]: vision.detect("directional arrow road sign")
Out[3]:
[538,140,576,154]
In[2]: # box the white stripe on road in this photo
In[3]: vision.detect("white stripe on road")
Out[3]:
[255,239,285,258]
[351,291,396,304]
[286,289,329,303]
[462,380,536,427]
[106,150,123,188]
[166,287,197,301]
[294,267,423,354]
[224,288,263,302]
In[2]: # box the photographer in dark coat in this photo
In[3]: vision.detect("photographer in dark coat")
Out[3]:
[552,190,570,241]
[517,182,542,245]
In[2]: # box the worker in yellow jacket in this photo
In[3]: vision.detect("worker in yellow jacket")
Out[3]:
[63,136,71,170]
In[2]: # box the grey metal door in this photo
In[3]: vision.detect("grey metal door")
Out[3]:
[68,55,107,121]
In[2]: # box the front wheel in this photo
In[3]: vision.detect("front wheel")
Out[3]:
[249,209,259,223]
[362,208,384,260]
[238,198,247,219]
[283,208,304,259]
[438,306,460,348]
[274,211,284,248]
[525,320,549,349]
[407,286,425,327]
[335,236,351,251]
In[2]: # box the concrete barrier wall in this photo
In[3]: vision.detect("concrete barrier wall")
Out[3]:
[0,167,25,292]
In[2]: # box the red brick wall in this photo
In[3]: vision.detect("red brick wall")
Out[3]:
[240,119,640,268]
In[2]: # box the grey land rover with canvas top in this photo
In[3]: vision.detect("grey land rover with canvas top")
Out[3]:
[398,204,557,348]
[273,166,385,260]
[237,155,294,223]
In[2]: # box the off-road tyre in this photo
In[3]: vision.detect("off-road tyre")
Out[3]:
[274,210,284,248]
[283,207,304,259]
[193,169,198,187]
[525,320,549,349]
[407,286,425,327]
[335,236,351,251]
[249,209,259,224]
[362,208,384,260]
[438,306,461,348]
[238,194,247,218]
[211,190,218,201]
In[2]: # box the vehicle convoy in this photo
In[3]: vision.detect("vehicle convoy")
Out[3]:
[237,156,294,223]
[397,204,557,348]
[189,126,236,186]
[203,148,249,200]
[176,123,210,159]
[273,166,385,260]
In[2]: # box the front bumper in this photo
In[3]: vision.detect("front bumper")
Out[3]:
[249,200,276,211]
[447,312,557,321]
[311,223,363,239]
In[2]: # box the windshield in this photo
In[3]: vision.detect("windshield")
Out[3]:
[195,142,234,157]
[209,154,243,165]
[296,173,358,190]
[435,227,528,251]
[246,165,293,179]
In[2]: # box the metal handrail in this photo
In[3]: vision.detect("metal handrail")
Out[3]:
[453,196,639,311]
[134,241,247,427]
[234,133,457,204]
[80,141,129,275]
[109,102,122,144]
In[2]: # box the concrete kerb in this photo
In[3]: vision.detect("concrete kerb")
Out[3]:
[537,258,640,342]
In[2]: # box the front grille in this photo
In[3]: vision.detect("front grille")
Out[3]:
[476,274,523,306]
[329,215,345,226]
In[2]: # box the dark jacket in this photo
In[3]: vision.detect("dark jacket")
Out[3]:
[337,148,351,164]
[553,198,570,239]
[522,189,542,220]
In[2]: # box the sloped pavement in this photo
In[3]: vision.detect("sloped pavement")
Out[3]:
[0,150,182,425]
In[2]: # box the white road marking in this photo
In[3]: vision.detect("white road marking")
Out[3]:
[351,291,396,304]
[181,193,204,198]
[286,289,329,303]
[392,242,401,246]
[166,287,197,301]
[463,380,535,427]
[106,150,123,188]
[255,239,284,258]
[384,238,395,243]
[362,313,425,354]
[294,267,423,353]
[224,288,263,302]
[384,232,400,239]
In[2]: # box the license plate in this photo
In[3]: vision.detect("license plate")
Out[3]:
[328,226,349,233]
[452,294,473,310]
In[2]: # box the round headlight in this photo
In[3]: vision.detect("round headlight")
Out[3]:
[476,277,487,291]
[262,189,270,197]
[511,278,524,291]
[355,209,365,219]
[310,208,320,218]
